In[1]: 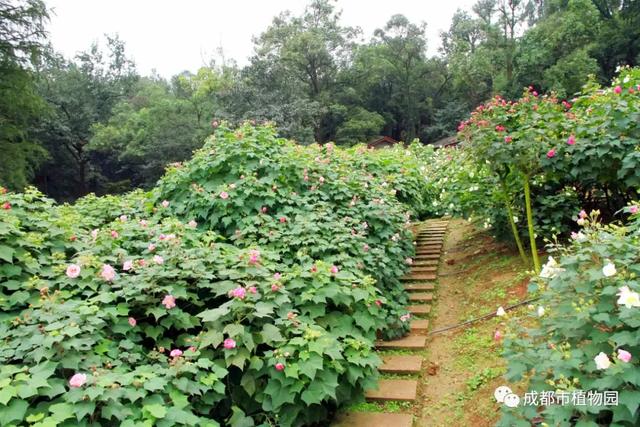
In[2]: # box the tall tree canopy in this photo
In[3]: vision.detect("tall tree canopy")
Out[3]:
[0,0,48,189]
[2,0,639,199]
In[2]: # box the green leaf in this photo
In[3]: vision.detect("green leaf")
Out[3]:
[0,398,28,425]
[49,402,74,422]
[198,305,230,323]
[240,372,256,396]
[74,401,97,421]
[299,355,323,380]
[223,323,244,338]
[200,330,224,349]
[301,380,326,405]
[260,324,284,344]
[143,404,167,419]
[143,376,166,392]
[0,385,17,405]
[228,406,254,427]
[169,389,189,410]
[0,245,15,263]
[619,390,640,417]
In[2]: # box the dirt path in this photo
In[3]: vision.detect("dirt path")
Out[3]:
[415,219,527,426]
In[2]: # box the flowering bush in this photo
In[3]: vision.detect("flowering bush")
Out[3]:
[455,67,640,267]
[500,208,640,426]
[155,123,421,340]
[543,66,640,210]
[0,124,427,426]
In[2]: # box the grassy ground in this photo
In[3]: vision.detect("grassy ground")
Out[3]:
[415,220,530,426]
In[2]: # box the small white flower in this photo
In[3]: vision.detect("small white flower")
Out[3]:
[623,75,630,83]
[571,231,587,242]
[594,352,611,370]
[537,306,545,317]
[602,262,616,277]
[512,216,519,223]
[577,218,586,226]
[540,256,564,279]
[496,306,506,317]
[617,286,640,308]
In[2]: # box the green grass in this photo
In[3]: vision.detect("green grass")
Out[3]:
[465,367,506,392]
[380,372,420,380]
[451,327,494,371]
[346,400,413,413]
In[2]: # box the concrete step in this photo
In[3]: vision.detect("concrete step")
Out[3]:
[409,305,432,315]
[414,254,440,260]
[402,273,437,281]
[380,355,423,374]
[404,283,435,292]
[412,259,438,266]
[375,334,426,350]
[365,379,418,402]
[332,412,413,427]
[411,319,430,332]
[416,247,442,254]
[410,266,437,273]
[409,292,434,302]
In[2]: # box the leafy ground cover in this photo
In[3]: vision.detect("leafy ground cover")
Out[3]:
[0,124,432,426]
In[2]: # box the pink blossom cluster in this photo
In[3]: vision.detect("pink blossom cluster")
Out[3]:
[248,249,260,264]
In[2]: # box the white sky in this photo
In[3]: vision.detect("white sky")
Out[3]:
[46,0,477,77]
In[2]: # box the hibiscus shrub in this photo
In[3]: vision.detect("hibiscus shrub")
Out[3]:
[500,208,640,426]
[446,67,640,268]
[0,124,427,426]
[155,122,419,340]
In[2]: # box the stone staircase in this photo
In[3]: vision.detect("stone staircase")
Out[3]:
[333,220,449,427]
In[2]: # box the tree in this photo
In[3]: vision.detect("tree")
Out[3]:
[514,0,601,96]
[345,15,450,143]
[0,0,49,189]
[89,65,235,189]
[230,0,359,143]
[589,0,640,79]
[440,9,496,113]
[34,36,138,199]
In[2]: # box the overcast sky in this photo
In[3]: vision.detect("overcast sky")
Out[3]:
[46,0,477,77]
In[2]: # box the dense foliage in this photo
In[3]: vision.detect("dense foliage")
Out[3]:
[500,208,640,426]
[0,124,432,426]
[2,0,639,200]
[419,67,640,269]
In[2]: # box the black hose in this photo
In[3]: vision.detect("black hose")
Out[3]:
[427,296,542,336]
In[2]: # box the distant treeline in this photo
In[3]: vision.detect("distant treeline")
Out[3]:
[1,0,639,199]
